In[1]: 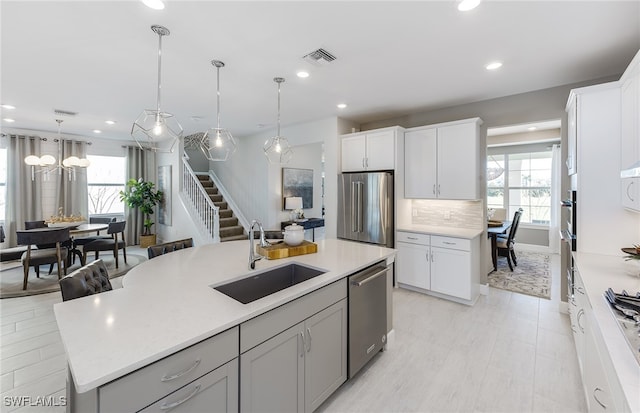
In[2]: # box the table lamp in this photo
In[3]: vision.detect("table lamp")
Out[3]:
[285,197,303,221]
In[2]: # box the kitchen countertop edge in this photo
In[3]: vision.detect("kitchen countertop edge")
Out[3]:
[397,224,483,239]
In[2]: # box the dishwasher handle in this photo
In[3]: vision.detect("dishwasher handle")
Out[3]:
[351,267,389,287]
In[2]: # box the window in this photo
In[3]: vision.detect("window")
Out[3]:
[87,155,125,215]
[0,148,6,221]
[487,150,553,225]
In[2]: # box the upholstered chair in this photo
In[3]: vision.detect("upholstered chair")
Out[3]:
[59,259,112,301]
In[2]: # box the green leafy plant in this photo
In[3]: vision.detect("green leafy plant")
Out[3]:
[119,178,163,235]
[625,244,640,261]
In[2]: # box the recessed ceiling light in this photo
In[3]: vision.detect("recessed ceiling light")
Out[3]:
[337,103,347,109]
[458,0,481,11]
[3,118,15,122]
[105,120,116,125]
[1,104,16,110]
[485,61,503,70]
[528,126,537,131]
[93,129,102,134]
[141,0,165,10]
[296,71,310,78]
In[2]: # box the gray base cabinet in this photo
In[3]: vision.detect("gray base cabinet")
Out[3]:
[141,358,238,412]
[240,299,348,413]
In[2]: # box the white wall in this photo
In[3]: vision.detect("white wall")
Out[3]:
[209,116,355,238]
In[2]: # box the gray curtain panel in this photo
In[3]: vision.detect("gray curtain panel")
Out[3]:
[56,139,89,219]
[6,135,43,246]
[124,146,155,245]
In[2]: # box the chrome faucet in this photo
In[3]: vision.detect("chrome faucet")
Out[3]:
[249,220,271,270]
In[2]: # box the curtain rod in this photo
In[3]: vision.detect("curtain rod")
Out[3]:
[53,138,92,145]
[0,133,46,141]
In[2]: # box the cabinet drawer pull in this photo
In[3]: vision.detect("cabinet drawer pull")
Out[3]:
[575,286,584,295]
[407,236,419,240]
[433,184,436,195]
[306,327,312,352]
[442,241,456,245]
[627,180,635,202]
[577,309,585,333]
[160,384,201,410]
[593,387,607,409]
[160,359,201,382]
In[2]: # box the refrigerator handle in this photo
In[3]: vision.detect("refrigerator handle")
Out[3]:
[351,181,358,233]
[358,181,364,233]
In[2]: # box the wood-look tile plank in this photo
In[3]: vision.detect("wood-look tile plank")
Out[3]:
[15,314,56,332]
[0,350,41,375]
[14,354,66,388]
[0,331,61,361]
[1,321,60,347]
[1,372,14,392]
[0,370,66,413]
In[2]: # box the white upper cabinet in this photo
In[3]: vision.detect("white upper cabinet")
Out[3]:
[404,118,481,200]
[620,50,640,212]
[341,128,397,172]
[567,96,577,175]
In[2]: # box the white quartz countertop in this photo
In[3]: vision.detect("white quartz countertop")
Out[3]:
[573,252,640,412]
[397,224,483,239]
[54,238,395,393]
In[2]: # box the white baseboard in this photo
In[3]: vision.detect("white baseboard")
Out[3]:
[479,283,489,295]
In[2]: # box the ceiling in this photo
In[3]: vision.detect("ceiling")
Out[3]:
[1,1,639,142]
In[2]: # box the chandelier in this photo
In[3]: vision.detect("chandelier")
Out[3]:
[200,60,237,161]
[24,119,90,181]
[263,77,293,164]
[131,25,183,153]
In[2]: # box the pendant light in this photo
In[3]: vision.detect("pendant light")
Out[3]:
[487,155,504,181]
[24,119,90,181]
[131,25,183,153]
[200,60,237,161]
[263,77,293,164]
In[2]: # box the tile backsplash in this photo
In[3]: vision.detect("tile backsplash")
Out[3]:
[411,199,484,230]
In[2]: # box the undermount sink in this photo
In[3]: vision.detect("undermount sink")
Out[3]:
[212,263,327,304]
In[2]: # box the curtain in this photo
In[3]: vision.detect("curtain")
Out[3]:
[549,144,561,253]
[6,135,43,246]
[124,146,155,245]
[56,139,89,219]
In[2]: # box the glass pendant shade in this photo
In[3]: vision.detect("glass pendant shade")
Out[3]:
[200,60,237,161]
[487,155,504,181]
[24,119,90,180]
[131,25,183,153]
[264,77,293,164]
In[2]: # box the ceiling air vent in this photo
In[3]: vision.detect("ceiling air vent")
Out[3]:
[53,108,78,117]
[302,48,336,66]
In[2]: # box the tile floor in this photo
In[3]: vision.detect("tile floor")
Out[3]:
[0,251,586,412]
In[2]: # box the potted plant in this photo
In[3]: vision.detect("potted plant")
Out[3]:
[120,178,163,248]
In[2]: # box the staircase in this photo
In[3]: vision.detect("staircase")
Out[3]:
[196,174,247,241]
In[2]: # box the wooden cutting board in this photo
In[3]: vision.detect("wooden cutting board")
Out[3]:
[256,240,318,260]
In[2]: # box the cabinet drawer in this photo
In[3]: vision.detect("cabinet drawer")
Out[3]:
[431,236,470,251]
[396,232,430,245]
[100,326,239,413]
[140,358,238,413]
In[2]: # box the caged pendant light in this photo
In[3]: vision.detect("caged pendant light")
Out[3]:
[131,25,183,153]
[200,60,237,161]
[263,77,293,164]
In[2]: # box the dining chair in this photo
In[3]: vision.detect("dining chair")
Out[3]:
[147,238,193,259]
[82,221,127,268]
[16,227,70,290]
[73,217,117,257]
[496,208,523,271]
[24,220,78,274]
[59,259,112,301]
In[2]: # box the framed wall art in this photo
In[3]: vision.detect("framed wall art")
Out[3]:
[282,167,313,209]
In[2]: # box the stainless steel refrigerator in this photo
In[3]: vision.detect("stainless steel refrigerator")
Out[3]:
[337,172,393,248]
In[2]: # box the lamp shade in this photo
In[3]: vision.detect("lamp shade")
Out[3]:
[285,197,303,211]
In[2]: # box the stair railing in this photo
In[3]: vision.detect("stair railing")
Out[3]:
[181,155,220,243]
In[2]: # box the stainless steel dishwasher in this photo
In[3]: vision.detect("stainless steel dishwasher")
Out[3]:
[348,261,389,378]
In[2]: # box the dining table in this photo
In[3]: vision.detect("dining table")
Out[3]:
[487,220,512,272]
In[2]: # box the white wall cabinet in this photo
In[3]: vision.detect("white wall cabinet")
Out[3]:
[567,96,577,175]
[240,299,348,413]
[395,231,480,304]
[620,51,640,212]
[341,128,397,172]
[404,118,481,200]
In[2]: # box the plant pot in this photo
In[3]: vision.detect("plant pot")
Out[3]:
[140,234,157,248]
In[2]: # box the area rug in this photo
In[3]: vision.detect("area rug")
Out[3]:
[488,251,551,299]
[0,253,146,299]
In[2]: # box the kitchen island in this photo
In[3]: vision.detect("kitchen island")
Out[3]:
[54,238,395,412]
